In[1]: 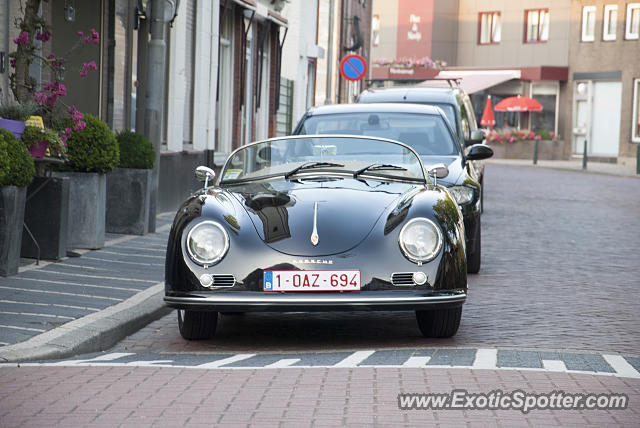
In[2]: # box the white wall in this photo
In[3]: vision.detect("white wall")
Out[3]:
[279,0,322,125]
[166,0,219,152]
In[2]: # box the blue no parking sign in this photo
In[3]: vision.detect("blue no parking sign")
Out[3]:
[339,54,368,81]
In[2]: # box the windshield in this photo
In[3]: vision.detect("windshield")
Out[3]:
[220,136,425,184]
[430,103,456,132]
[298,112,459,156]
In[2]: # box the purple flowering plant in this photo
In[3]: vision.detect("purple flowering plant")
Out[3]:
[9,0,99,143]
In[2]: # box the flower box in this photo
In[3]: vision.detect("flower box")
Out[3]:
[487,139,567,161]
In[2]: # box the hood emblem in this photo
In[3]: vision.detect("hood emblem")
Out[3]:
[311,201,319,246]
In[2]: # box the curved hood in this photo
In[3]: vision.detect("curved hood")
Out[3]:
[226,179,420,256]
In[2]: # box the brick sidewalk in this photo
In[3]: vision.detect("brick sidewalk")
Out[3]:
[1,366,638,427]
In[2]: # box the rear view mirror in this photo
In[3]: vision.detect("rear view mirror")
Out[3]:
[195,166,216,188]
[426,163,449,179]
[464,129,484,147]
[466,144,493,161]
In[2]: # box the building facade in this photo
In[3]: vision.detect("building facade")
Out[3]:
[370,0,640,163]
[567,0,640,162]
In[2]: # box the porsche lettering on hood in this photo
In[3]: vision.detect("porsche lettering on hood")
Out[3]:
[235,182,411,257]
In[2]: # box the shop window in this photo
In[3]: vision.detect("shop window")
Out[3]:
[581,6,596,42]
[603,5,618,41]
[525,9,549,43]
[531,82,559,134]
[625,3,640,39]
[632,78,640,142]
[478,11,501,44]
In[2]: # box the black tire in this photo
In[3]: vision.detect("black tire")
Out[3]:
[480,181,484,214]
[416,307,462,338]
[467,217,481,274]
[177,309,218,340]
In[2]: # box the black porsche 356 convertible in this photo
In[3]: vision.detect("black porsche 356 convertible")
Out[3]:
[165,135,468,340]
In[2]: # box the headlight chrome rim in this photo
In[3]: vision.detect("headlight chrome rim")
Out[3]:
[186,220,230,266]
[398,218,443,263]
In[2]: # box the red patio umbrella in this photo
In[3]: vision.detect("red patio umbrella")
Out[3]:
[480,95,496,127]
[494,95,543,112]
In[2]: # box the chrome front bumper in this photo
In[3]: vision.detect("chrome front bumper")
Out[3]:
[164,290,466,312]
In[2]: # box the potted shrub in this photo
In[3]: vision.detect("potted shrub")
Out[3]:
[0,128,35,276]
[53,114,119,249]
[0,100,37,140]
[106,131,155,235]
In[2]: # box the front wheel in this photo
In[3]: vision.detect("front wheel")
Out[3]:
[178,309,218,340]
[416,307,462,338]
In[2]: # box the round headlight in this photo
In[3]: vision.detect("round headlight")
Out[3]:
[398,218,443,263]
[186,221,229,265]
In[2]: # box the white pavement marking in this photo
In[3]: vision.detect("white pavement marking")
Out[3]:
[402,356,431,367]
[196,354,256,368]
[9,276,140,292]
[51,352,135,365]
[264,359,300,368]
[0,286,122,301]
[96,251,165,259]
[0,311,74,320]
[334,350,376,368]
[126,360,174,366]
[0,299,100,312]
[81,256,163,267]
[108,245,166,253]
[0,324,46,332]
[542,359,568,372]
[472,348,498,369]
[28,269,157,283]
[603,355,640,379]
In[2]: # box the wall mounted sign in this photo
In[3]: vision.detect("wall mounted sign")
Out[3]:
[339,54,368,81]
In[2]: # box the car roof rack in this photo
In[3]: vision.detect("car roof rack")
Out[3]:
[417,77,462,88]
[365,77,462,90]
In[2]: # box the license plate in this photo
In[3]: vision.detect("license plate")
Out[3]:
[263,270,361,291]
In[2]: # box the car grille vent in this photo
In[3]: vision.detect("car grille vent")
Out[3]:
[212,275,235,287]
[391,273,415,286]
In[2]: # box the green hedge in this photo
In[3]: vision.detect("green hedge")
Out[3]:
[116,130,155,169]
[0,128,35,187]
[65,114,119,174]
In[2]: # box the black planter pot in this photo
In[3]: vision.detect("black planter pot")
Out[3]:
[106,168,152,235]
[0,186,27,276]
[21,177,70,260]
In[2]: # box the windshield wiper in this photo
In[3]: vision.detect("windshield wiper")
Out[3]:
[353,163,407,178]
[284,161,344,179]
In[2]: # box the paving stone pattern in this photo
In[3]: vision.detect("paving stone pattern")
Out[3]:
[0,366,638,427]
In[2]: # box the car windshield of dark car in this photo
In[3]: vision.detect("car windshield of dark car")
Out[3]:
[430,103,456,132]
[298,112,459,156]
[220,136,425,183]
